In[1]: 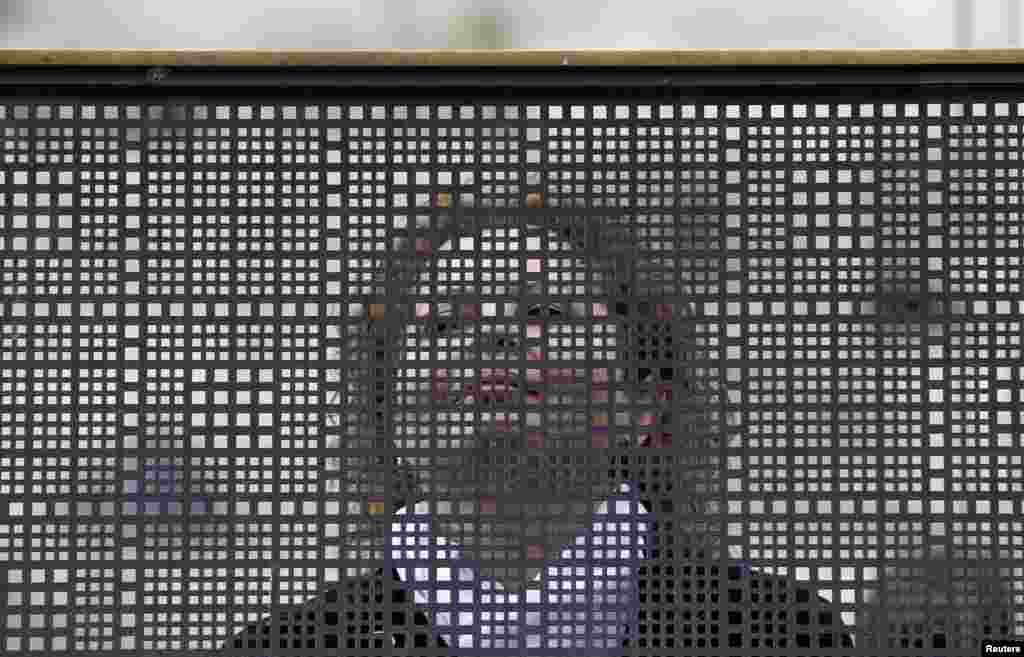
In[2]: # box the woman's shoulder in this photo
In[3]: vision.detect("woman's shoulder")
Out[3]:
[217,568,404,656]
[635,559,854,649]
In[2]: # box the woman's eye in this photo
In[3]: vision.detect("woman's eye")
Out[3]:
[435,318,462,336]
[481,333,519,350]
[430,311,455,336]
[875,291,942,323]
[527,304,562,317]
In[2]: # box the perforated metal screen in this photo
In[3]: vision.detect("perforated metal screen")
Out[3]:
[0,67,1023,657]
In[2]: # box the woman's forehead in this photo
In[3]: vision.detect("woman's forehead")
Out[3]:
[414,227,597,295]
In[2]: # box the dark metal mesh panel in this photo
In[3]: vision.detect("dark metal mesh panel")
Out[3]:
[0,92,1021,656]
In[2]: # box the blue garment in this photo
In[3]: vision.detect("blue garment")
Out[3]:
[386,483,650,655]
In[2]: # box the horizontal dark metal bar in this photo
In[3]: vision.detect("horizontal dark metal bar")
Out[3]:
[4,66,1024,90]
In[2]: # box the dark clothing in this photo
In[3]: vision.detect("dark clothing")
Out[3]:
[219,555,854,655]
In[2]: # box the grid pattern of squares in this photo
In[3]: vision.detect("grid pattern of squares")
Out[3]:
[389,494,646,653]
[0,97,1020,655]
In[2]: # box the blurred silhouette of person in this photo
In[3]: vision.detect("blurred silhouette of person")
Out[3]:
[219,192,853,655]
[855,542,1016,653]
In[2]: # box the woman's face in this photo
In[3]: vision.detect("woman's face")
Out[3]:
[393,226,654,502]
